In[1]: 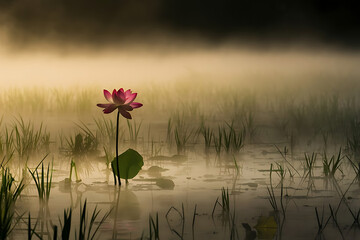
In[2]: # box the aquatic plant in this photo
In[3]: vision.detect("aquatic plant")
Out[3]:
[62,125,99,158]
[94,116,118,147]
[346,155,360,180]
[126,119,142,146]
[97,88,143,186]
[200,124,213,152]
[27,156,53,202]
[149,213,160,240]
[69,159,81,182]
[12,117,50,159]
[174,127,193,155]
[97,89,142,117]
[274,145,300,177]
[322,148,343,177]
[192,204,197,240]
[111,148,144,184]
[212,187,230,217]
[267,164,286,218]
[304,152,317,179]
[347,120,360,160]
[51,200,110,240]
[0,124,15,166]
[0,168,25,239]
[213,127,223,156]
[166,118,173,147]
[59,208,72,240]
[77,199,111,240]
[219,122,246,154]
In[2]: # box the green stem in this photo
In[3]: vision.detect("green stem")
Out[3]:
[116,110,121,186]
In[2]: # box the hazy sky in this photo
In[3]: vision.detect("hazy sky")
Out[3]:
[0,0,359,48]
[0,0,359,88]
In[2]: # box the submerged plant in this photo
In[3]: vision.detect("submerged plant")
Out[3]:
[97,88,143,186]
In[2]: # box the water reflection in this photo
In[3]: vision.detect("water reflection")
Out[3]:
[111,187,141,239]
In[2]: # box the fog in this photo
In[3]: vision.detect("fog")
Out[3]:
[1,38,360,90]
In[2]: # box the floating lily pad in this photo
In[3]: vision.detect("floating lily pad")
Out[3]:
[148,166,168,173]
[254,215,277,239]
[156,178,175,189]
[148,155,187,162]
[111,149,144,180]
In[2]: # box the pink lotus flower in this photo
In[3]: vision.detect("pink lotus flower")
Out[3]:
[97,89,143,119]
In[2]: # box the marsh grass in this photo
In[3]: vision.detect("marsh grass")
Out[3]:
[243,110,256,142]
[150,140,162,158]
[192,204,197,240]
[63,132,98,158]
[166,118,173,147]
[267,164,286,219]
[174,127,193,155]
[213,127,223,156]
[347,120,360,160]
[148,213,160,240]
[0,168,25,239]
[275,145,300,177]
[12,117,50,159]
[126,119,142,146]
[322,148,344,177]
[304,152,317,179]
[27,155,53,202]
[77,199,111,240]
[0,120,15,165]
[200,124,213,152]
[94,116,117,145]
[59,208,72,240]
[346,155,360,180]
[212,187,230,218]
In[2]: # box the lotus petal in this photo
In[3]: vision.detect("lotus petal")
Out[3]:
[104,89,113,102]
[130,102,143,109]
[97,103,113,108]
[103,104,117,114]
[125,93,137,104]
[119,109,132,119]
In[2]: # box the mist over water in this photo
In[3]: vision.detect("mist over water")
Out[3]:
[1,37,360,90]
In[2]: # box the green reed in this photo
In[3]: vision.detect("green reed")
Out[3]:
[149,213,160,240]
[0,168,25,240]
[322,148,343,177]
[27,155,53,202]
[12,117,50,159]
[126,119,142,146]
[77,199,111,240]
[304,152,317,179]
